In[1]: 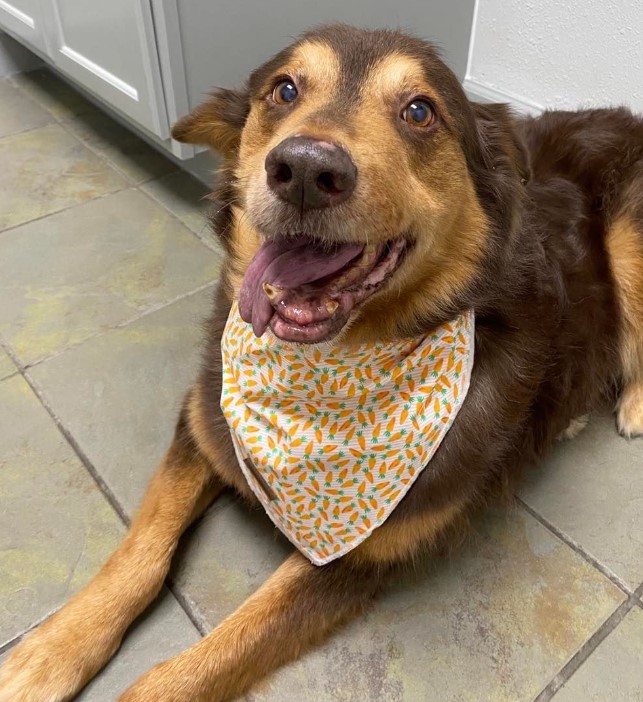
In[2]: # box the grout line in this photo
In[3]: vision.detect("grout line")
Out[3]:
[0,120,58,142]
[1,73,217,643]
[22,280,217,371]
[0,610,57,657]
[56,117,179,188]
[52,119,142,187]
[7,70,214,254]
[516,497,633,596]
[0,638,18,658]
[165,580,209,637]
[15,360,131,526]
[9,71,96,127]
[532,596,637,701]
[7,71,171,189]
[0,182,133,237]
[1,340,210,638]
[135,182,222,255]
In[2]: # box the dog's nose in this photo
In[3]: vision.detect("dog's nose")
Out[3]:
[265,137,357,211]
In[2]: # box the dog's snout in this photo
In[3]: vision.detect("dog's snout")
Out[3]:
[265,137,357,211]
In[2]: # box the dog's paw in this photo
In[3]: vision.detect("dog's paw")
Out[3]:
[617,384,643,438]
[0,609,116,702]
[0,631,82,702]
[557,414,590,441]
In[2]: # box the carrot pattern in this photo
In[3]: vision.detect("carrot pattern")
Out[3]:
[221,303,474,565]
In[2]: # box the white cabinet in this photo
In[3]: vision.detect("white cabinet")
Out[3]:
[0,1,475,161]
[0,0,47,54]
[41,0,168,137]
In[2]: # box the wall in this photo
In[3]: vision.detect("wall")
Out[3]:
[465,0,643,113]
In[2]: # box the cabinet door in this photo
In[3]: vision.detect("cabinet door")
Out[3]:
[43,0,168,137]
[176,0,475,109]
[0,0,47,54]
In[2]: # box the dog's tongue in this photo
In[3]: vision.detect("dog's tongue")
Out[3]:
[239,237,364,336]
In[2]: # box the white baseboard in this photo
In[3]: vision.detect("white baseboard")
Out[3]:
[463,78,543,115]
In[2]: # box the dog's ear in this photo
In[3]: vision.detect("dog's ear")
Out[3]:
[171,88,250,156]
[471,102,531,184]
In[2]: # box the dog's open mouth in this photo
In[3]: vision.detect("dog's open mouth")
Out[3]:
[239,235,407,343]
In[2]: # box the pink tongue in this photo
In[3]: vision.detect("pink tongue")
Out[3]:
[239,237,364,336]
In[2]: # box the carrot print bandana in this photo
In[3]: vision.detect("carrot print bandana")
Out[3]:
[221,303,474,565]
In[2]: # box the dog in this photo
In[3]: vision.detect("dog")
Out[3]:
[1,22,642,702]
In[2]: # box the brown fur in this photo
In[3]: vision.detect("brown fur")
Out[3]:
[1,24,642,702]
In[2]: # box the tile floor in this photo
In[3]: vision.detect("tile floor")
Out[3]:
[0,69,641,702]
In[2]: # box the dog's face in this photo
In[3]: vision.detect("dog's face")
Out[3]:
[174,26,523,344]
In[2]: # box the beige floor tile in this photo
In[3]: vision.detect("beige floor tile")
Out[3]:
[0,189,221,365]
[27,287,215,514]
[0,80,53,138]
[75,592,200,700]
[174,505,624,702]
[553,606,643,701]
[140,170,216,244]
[0,348,17,380]
[0,123,126,231]
[0,591,200,701]
[0,374,123,646]
[520,412,643,589]
[11,68,96,121]
[64,110,177,184]
[171,493,291,625]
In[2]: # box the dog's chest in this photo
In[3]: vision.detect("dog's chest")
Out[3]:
[221,304,474,565]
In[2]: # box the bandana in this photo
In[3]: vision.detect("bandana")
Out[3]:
[221,303,474,565]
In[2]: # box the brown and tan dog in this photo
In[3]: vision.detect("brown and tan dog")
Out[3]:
[1,23,643,702]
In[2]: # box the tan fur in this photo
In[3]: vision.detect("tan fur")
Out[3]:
[119,554,377,702]
[187,383,255,500]
[118,555,307,701]
[238,41,343,213]
[0,431,221,702]
[557,414,590,441]
[172,91,243,155]
[226,210,262,303]
[232,48,490,345]
[606,216,643,435]
[617,384,643,437]
[7,28,639,702]
[117,503,465,701]
[349,501,464,565]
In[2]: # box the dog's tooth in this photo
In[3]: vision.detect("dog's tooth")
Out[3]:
[262,282,282,302]
[325,299,339,314]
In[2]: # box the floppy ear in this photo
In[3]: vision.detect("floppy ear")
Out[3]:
[171,87,250,156]
[472,102,531,184]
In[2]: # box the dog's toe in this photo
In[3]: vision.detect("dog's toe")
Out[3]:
[616,384,643,438]
[557,414,590,441]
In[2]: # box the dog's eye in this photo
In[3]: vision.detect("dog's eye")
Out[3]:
[402,99,435,128]
[272,80,298,105]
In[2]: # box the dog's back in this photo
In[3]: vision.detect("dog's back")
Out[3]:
[513,108,643,439]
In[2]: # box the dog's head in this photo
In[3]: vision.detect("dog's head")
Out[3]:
[174,25,527,344]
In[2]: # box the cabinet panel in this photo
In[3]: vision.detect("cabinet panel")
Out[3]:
[0,0,47,54]
[177,0,475,110]
[44,0,168,137]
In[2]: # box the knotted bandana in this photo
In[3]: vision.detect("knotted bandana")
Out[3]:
[221,303,474,565]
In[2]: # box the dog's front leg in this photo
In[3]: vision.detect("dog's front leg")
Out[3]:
[0,415,223,702]
[119,552,384,702]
